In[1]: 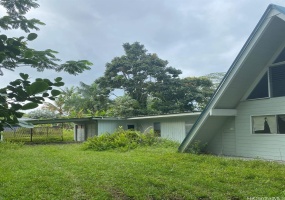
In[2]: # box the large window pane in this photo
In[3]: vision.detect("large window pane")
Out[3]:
[270,65,285,97]
[277,115,285,134]
[252,115,276,134]
[273,47,285,63]
[247,72,268,99]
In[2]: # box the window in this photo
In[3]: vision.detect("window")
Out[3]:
[270,65,285,97]
[127,125,135,130]
[153,122,161,137]
[247,72,268,99]
[277,115,285,133]
[247,47,285,100]
[273,47,285,63]
[252,115,285,134]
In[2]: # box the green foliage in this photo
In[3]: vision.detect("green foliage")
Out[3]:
[97,42,182,115]
[59,86,82,115]
[27,109,57,119]
[56,60,93,76]
[0,0,43,33]
[97,42,215,114]
[0,74,63,131]
[76,82,110,116]
[150,76,214,113]
[0,0,93,75]
[106,95,139,117]
[0,0,92,130]
[45,83,110,118]
[82,127,174,151]
[186,140,208,154]
[202,72,226,90]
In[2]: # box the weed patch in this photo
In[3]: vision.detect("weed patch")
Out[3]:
[82,127,179,151]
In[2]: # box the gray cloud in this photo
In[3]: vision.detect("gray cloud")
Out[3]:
[1,0,284,88]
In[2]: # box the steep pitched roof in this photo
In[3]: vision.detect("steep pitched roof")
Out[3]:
[179,4,285,152]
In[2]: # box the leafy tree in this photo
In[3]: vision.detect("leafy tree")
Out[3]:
[202,72,226,90]
[0,0,92,75]
[42,94,65,116]
[41,87,81,117]
[107,95,139,118]
[183,76,214,111]
[0,0,92,131]
[59,86,82,115]
[0,74,64,130]
[46,84,110,118]
[97,42,181,115]
[27,109,57,119]
[150,76,213,113]
[76,82,110,116]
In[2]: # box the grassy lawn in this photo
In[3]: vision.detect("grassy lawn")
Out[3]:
[0,143,285,200]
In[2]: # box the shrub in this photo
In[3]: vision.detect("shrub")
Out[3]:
[82,127,176,151]
[186,140,207,154]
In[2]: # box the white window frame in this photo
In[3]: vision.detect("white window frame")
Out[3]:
[251,114,285,135]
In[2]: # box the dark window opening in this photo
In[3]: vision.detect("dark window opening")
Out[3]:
[277,115,285,134]
[153,122,161,137]
[273,47,285,63]
[127,125,135,130]
[270,65,285,97]
[247,72,268,100]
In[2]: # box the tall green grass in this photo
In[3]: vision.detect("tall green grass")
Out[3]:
[0,142,284,199]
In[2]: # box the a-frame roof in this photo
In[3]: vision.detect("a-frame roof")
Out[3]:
[179,4,285,152]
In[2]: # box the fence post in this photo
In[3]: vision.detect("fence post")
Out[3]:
[61,123,63,141]
[30,128,33,142]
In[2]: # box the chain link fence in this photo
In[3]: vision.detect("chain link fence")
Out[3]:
[1,126,63,143]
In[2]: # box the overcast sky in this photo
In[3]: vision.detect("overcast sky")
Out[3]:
[1,0,285,89]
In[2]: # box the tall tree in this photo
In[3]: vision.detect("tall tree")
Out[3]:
[60,86,82,115]
[150,76,214,113]
[77,82,109,116]
[202,72,226,90]
[43,94,65,116]
[0,0,92,131]
[97,42,182,114]
[107,95,139,118]
[27,109,57,119]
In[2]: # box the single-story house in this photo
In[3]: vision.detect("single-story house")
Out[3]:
[179,4,285,161]
[27,112,200,143]
[73,112,200,143]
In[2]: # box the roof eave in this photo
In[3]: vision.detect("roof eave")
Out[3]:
[178,4,285,152]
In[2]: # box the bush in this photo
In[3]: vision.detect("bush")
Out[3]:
[186,140,207,154]
[82,127,176,151]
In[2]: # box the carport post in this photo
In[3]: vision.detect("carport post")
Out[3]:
[30,128,33,142]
